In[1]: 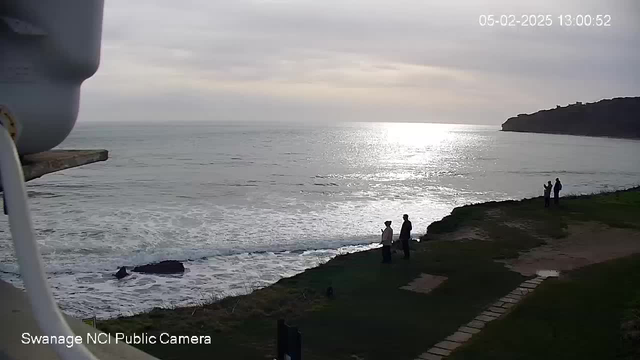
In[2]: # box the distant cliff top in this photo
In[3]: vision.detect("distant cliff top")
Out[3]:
[501,97,640,139]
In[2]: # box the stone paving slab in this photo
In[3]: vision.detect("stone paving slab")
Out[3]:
[446,331,473,343]
[502,302,515,309]
[492,301,505,307]
[500,297,519,303]
[428,347,451,356]
[459,326,481,334]
[434,341,461,351]
[504,294,522,301]
[489,306,507,314]
[400,274,448,294]
[521,282,538,289]
[481,311,501,318]
[475,315,497,322]
[418,353,443,360]
[467,320,486,329]
[511,289,528,296]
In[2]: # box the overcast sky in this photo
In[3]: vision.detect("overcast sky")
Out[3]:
[79,0,640,125]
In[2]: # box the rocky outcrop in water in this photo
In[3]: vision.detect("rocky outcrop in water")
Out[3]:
[133,260,185,274]
[501,97,640,139]
[114,266,129,279]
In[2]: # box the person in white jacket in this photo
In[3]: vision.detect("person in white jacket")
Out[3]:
[381,221,393,263]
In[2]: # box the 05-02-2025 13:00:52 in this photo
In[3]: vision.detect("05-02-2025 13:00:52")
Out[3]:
[479,14,611,27]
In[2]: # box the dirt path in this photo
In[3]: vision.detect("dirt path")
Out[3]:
[501,221,640,276]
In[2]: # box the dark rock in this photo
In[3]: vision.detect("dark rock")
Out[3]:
[501,97,640,139]
[114,266,129,279]
[133,260,185,274]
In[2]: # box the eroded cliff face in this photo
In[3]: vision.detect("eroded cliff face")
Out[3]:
[501,97,640,139]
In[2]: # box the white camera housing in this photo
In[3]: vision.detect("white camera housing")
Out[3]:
[0,0,104,155]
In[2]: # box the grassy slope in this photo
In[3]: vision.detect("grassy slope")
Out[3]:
[101,241,526,360]
[446,188,640,360]
[449,254,640,360]
[100,187,640,360]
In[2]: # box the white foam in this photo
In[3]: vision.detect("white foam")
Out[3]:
[5,243,379,319]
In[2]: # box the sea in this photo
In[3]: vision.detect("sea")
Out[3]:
[0,121,638,319]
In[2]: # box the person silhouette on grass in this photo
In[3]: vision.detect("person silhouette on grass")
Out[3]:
[380,221,393,263]
[399,214,412,259]
[554,178,563,205]
[544,181,552,208]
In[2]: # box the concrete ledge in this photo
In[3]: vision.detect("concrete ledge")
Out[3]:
[21,149,108,182]
[0,280,158,360]
[0,150,108,192]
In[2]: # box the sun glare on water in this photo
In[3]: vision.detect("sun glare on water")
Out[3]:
[382,122,461,148]
[354,122,474,181]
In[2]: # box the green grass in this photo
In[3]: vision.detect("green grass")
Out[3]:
[101,242,526,360]
[99,187,640,360]
[449,254,640,360]
[564,189,640,229]
[425,203,489,234]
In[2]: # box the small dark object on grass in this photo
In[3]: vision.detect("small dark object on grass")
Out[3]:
[133,260,185,274]
[622,319,640,343]
[114,266,129,279]
[326,286,334,298]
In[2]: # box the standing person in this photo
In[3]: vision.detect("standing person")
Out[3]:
[399,214,412,259]
[553,178,562,205]
[380,221,393,263]
[543,181,552,208]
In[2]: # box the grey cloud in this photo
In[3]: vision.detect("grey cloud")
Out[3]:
[80,0,640,124]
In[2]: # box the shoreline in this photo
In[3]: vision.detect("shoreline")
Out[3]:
[98,186,640,359]
[500,129,640,140]
[2,242,383,320]
[104,186,639,322]
[4,187,637,321]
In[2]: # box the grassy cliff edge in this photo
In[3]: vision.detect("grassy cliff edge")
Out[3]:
[100,187,640,360]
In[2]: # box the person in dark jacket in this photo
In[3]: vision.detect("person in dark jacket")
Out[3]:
[553,178,562,205]
[544,181,552,208]
[399,214,412,259]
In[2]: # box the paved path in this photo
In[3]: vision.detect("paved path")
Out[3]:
[415,276,549,360]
